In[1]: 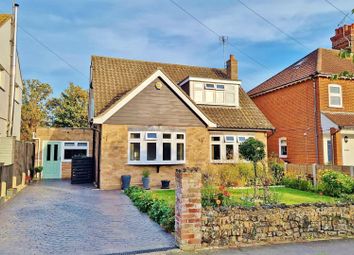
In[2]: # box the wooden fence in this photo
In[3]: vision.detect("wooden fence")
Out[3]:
[0,140,34,196]
[285,163,354,186]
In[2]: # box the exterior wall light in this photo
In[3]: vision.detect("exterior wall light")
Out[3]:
[344,136,349,143]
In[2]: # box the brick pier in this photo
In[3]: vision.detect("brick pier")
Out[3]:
[175,167,202,251]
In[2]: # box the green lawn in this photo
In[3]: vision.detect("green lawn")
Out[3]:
[150,187,335,205]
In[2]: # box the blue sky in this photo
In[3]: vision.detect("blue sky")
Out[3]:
[0,0,353,95]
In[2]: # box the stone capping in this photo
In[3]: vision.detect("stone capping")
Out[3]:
[175,167,200,174]
[203,202,354,211]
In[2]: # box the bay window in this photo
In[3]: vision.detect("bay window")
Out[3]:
[128,131,186,164]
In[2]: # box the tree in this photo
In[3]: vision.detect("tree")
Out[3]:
[48,83,88,127]
[239,138,266,198]
[21,79,53,140]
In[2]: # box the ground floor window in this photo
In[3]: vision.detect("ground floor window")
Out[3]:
[128,131,185,164]
[210,134,255,163]
[279,137,287,158]
[63,141,89,161]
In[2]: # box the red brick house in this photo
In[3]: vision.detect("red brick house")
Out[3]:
[249,24,354,166]
[89,55,273,189]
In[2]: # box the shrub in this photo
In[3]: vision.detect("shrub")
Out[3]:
[124,186,175,232]
[34,166,43,173]
[142,169,150,178]
[270,163,284,184]
[320,170,354,197]
[282,177,314,192]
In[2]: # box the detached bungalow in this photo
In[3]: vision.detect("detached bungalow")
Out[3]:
[89,55,273,189]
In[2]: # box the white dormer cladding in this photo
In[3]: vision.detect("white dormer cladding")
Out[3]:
[179,77,240,107]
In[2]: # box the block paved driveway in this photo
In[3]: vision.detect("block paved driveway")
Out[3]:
[0,180,175,255]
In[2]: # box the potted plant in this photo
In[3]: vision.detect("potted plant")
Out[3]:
[142,169,150,190]
[34,166,43,180]
[121,175,131,190]
[161,180,170,189]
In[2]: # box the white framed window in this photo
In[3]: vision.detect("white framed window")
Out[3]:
[279,137,288,158]
[128,131,186,165]
[145,132,158,140]
[237,135,254,144]
[192,82,238,106]
[328,84,342,108]
[210,135,238,163]
[63,141,89,161]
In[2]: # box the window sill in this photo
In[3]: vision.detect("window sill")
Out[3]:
[127,161,186,166]
[210,160,237,164]
[279,155,288,159]
[328,105,343,109]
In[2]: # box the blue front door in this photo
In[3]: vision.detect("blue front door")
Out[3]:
[43,142,62,179]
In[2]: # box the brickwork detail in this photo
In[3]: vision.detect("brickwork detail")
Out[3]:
[175,167,202,250]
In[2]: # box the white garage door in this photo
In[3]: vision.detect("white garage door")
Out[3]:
[342,135,354,166]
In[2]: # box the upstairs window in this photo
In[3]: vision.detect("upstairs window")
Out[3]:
[193,82,237,106]
[328,84,342,108]
[279,138,288,158]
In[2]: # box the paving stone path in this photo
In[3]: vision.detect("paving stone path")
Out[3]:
[0,180,175,255]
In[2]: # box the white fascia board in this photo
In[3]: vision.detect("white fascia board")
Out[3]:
[93,70,217,127]
[179,76,241,86]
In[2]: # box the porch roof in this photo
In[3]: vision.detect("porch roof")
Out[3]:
[322,111,354,128]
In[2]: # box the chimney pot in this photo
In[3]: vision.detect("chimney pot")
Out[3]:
[226,54,238,80]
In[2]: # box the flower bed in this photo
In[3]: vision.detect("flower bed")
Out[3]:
[124,186,175,232]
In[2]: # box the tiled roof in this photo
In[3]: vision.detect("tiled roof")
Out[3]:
[0,14,11,27]
[91,56,273,130]
[249,48,354,97]
[200,88,273,129]
[322,111,354,128]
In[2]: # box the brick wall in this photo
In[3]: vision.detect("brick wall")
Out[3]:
[252,80,323,164]
[318,77,354,112]
[175,167,202,251]
[98,124,268,190]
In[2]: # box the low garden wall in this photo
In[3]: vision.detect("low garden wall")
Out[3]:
[202,203,354,247]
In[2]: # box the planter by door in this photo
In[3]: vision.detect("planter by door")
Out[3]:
[121,175,131,190]
[142,177,150,190]
[161,180,170,189]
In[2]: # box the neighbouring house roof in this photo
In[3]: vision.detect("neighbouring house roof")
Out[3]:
[322,111,354,128]
[91,56,274,130]
[249,48,354,97]
[0,14,11,27]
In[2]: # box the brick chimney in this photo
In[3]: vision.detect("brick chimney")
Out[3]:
[226,54,238,80]
[330,23,354,52]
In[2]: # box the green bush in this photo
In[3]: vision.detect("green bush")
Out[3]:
[282,177,314,192]
[270,163,284,184]
[124,186,175,232]
[34,166,43,173]
[320,170,354,197]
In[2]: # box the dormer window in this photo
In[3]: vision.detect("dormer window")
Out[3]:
[181,77,240,107]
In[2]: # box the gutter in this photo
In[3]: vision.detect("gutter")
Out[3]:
[208,127,275,132]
